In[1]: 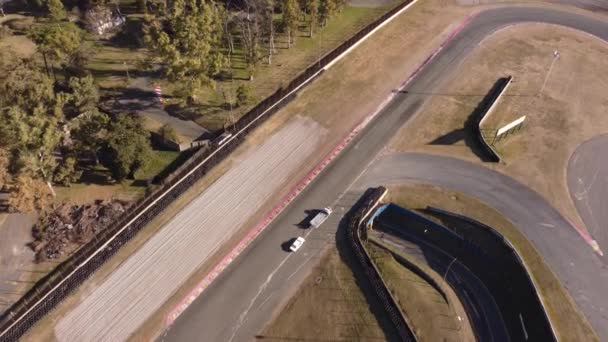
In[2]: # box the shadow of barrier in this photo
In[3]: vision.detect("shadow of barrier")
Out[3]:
[0,1,419,339]
[345,186,417,341]
[471,76,512,163]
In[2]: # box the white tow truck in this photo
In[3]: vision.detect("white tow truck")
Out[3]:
[309,207,332,228]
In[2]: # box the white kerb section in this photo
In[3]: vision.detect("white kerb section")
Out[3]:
[496,115,526,137]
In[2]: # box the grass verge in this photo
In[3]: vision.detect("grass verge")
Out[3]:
[366,242,468,341]
[261,247,389,341]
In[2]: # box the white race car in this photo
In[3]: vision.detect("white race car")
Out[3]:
[289,237,306,252]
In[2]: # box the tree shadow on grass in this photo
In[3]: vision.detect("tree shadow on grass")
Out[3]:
[79,168,114,186]
[109,17,145,49]
[165,103,226,125]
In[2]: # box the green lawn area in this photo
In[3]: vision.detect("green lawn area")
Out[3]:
[366,242,467,341]
[135,149,180,180]
[54,149,179,205]
[88,43,146,90]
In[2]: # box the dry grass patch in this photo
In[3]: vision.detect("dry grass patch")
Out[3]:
[384,183,599,341]
[0,35,36,57]
[262,247,390,341]
[389,23,608,235]
[366,242,472,341]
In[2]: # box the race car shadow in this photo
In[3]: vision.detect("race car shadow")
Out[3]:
[281,238,297,252]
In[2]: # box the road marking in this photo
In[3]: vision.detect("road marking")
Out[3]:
[286,254,316,282]
[258,294,274,309]
[228,253,294,342]
[228,227,318,342]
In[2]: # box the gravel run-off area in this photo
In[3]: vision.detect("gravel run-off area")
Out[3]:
[54,117,325,342]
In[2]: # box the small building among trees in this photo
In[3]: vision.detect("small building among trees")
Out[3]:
[84,6,125,35]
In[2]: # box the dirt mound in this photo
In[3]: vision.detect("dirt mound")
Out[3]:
[30,200,129,262]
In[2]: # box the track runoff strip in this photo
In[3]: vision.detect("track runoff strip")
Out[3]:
[165,12,478,327]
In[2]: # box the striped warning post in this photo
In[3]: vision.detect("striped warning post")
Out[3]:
[154,85,164,104]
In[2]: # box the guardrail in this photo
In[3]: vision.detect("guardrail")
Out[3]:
[0,0,419,339]
[472,76,512,162]
[345,187,416,341]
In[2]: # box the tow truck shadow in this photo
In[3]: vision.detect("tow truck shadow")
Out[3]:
[296,210,321,229]
[281,238,297,252]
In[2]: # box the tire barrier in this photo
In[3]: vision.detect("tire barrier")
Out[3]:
[346,187,416,342]
[471,76,512,163]
[0,1,417,340]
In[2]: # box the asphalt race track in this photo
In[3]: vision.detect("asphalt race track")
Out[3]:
[568,135,608,263]
[357,153,608,338]
[370,227,509,342]
[162,6,608,341]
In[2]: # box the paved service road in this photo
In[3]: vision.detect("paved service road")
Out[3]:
[568,135,608,262]
[163,6,608,341]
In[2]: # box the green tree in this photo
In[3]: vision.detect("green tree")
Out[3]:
[103,114,152,180]
[0,148,10,190]
[53,156,82,186]
[0,60,57,113]
[318,0,336,27]
[158,123,180,143]
[70,110,109,161]
[282,0,299,47]
[0,63,62,182]
[46,0,66,21]
[306,0,319,36]
[29,23,84,76]
[0,58,106,210]
[8,175,53,212]
[236,83,253,107]
[68,75,99,115]
[144,0,226,95]
[335,0,345,12]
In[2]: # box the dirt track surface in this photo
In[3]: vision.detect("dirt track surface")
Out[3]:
[53,117,324,342]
